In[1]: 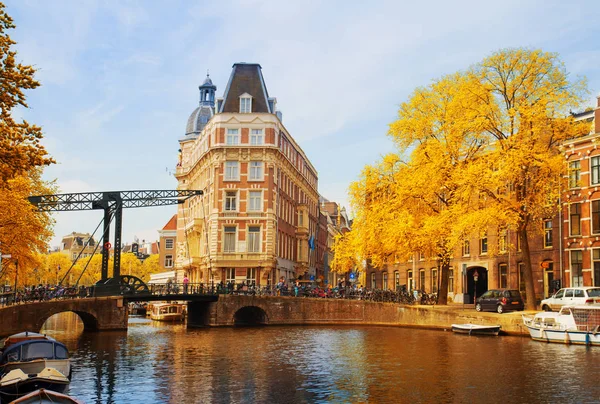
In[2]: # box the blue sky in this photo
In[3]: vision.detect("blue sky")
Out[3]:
[6,0,600,248]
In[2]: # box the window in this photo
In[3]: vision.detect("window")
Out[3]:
[22,342,54,361]
[226,128,239,145]
[592,156,600,185]
[165,254,173,268]
[224,191,237,211]
[569,160,581,188]
[480,233,488,255]
[462,240,470,257]
[383,272,388,290]
[225,161,239,181]
[298,210,304,227]
[570,203,581,236]
[543,220,553,247]
[165,238,174,249]
[247,226,260,253]
[246,268,256,285]
[499,263,508,288]
[240,96,252,113]
[223,226,236,253]
[225,268,235,283]
[371,272,376,289]
[419,251,425,261]
[517,233,522,252]
[407,270,413,291]
[448,267,454,293]
[249,161,263,181]
[394,271,400,290]
[498,228,508,253]
[593,201,600,234]
[248,191,262,212]
[571,250,583,287]
[250,129,264,145]
[431,269,438,293]
[419,270,426,291]
[594,249,600,287]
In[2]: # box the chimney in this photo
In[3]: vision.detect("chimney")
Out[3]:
[596,95,600,134]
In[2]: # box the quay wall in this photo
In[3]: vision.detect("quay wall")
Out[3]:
[209,295,530,336]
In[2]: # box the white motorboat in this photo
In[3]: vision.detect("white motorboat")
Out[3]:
[451,323,501,336]
[522,304,600,346]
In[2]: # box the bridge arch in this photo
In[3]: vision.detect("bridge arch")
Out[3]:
[233,305,269,326]
[36,309,100,333]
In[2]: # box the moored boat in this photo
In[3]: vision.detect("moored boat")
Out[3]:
[150,303,185,321]
[0,332,71,401]
[522,304,600,346]
[451,323,501,336]
[8,388,83,404]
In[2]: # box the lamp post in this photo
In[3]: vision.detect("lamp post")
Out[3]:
[473,270,479,306]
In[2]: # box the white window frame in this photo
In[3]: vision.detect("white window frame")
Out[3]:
[250,129,264,145]
[248,191,262,212]
[164,254,173,268]
[226,128,239,145]
[224,191,238,212]
[240,96,252,113]
[224,161,239,181]
[249,161,263,181]
[165,238,174,249]
[223,226,236,253]
[247,226,261,253]
[225,268,236,283]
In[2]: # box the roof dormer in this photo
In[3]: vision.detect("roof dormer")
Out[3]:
[239,92,252,113]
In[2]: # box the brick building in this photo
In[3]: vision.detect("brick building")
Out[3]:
[158,214,177,273]
[174,64,320,286]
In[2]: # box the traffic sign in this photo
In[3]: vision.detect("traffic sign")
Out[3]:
[349,273,355,279]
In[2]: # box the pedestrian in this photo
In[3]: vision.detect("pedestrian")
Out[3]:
[183,274,189,294]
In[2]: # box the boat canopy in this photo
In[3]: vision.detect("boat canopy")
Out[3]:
[1,340,69,365]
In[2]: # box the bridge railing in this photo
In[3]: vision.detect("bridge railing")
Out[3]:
[2,282,427,306]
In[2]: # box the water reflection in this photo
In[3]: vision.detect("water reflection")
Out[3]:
[41,313,600,403]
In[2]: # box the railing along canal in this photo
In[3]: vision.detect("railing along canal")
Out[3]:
[1,283,437,306]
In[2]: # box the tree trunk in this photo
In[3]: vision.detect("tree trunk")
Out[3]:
[519,225,537,311]
[437,252,450,305]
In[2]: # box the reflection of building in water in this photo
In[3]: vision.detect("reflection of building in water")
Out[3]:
[175,64,321,287]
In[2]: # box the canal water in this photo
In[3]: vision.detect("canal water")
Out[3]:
[41,313,600,403]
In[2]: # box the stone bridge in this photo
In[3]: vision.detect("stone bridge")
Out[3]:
[0,297,128,338]
[0,295,529,337]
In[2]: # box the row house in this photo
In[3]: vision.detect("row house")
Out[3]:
[175,64,320,286]
[368,96,600,304]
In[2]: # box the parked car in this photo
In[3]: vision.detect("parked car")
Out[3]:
[540,287,600,311]
[475,289,524,314]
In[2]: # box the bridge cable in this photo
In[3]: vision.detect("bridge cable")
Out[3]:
[182,196,193,279]
[59,215,106,286]
[74,210,115,287]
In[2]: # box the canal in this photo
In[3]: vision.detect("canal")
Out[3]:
[42,313,600,403]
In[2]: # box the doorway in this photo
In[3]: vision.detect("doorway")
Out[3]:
[466,266,488,304]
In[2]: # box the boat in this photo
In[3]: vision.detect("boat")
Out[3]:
[8,388,83,404]
[129,302,147,316]
[0,332,71,400]
[522,304,600,346]
[150,303,185,321]
[451,323,501,336]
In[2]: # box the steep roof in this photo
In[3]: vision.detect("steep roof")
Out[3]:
[162,214,177,231]
[220,63,271,113]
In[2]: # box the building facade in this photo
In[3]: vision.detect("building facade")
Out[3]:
[60,232,97,261]
[174,64,320,286]
[158,214,177,273]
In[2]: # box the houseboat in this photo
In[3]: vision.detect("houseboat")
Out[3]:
[150,303,185,322]
[0,332,71,400]
[522,304,600,346]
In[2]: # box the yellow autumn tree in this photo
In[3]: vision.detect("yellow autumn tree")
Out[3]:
[0,3,56,288]
[142,254,161,282]
[461,49,588,309]
[0,3,54,183]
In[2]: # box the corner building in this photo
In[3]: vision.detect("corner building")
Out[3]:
[175,63,320,286]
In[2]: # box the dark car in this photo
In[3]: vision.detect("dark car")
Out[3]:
[475,289,524,314]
